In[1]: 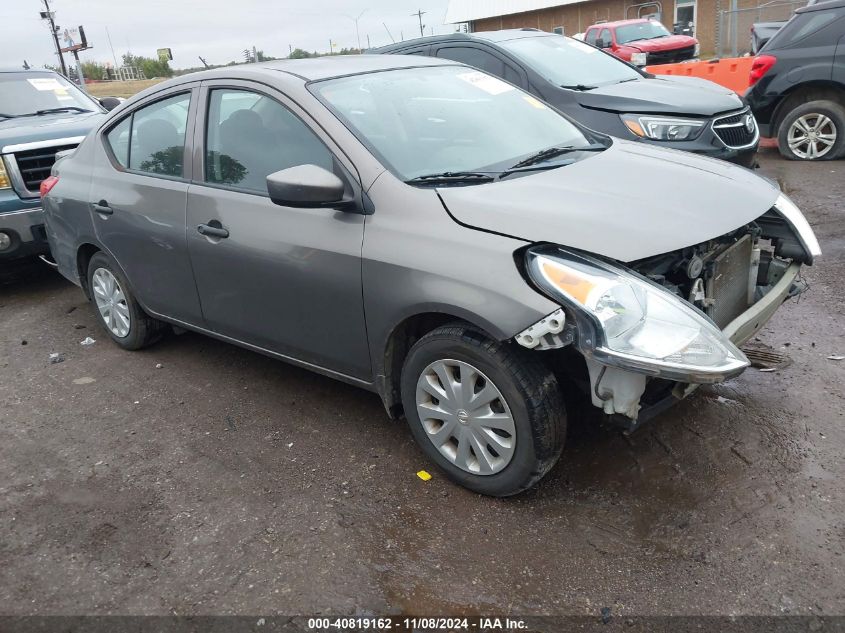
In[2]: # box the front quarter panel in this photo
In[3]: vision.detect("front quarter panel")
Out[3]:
[363,173,559,380]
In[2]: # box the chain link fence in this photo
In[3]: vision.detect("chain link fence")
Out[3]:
[717,0,804,58]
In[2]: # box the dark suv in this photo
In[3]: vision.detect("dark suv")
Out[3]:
[375,30,759,166]
[746,0,845,160]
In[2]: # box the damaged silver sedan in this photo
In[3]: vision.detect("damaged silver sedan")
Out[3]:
[41,56,820,496]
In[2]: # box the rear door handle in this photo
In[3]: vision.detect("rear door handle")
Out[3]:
[92,200,113,215]
[197,222,229,239]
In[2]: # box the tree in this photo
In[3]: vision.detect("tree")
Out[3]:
[288,48,313,59]
[122,52,173,78]
[81,61,108,80]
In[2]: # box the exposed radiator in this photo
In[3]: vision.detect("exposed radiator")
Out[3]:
[706,234,754,328]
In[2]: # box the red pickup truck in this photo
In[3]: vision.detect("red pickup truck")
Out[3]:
[584,19,699,67]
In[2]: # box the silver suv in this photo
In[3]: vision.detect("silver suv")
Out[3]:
[42,56,820,496]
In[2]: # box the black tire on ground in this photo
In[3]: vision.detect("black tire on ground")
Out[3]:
[400,323,566,497]
[86,251,164,350]
[777,100,845,161]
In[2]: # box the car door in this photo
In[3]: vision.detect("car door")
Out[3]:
[91,84,203,323]
[185,81,370,380]
[434,45,528,89]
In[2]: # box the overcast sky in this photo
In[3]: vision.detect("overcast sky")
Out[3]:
[1,0,454,71]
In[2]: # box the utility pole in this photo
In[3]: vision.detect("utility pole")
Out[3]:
[39,0,67,76]
[412,9,426,37]
[199,56,209,68]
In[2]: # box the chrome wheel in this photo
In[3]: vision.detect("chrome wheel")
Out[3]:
[415,359,516,475]
[787,113,837,159]
[92,267,131,338]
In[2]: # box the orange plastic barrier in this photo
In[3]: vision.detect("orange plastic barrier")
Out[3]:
[645,57,754,95]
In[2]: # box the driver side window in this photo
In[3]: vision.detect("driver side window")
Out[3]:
[204,88,333,194]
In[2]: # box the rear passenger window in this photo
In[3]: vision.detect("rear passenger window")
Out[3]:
[205,88,333,193]
[768,10,843,48]
[106,116,131,167]
[128,93,190,177]
[436,47,506,77]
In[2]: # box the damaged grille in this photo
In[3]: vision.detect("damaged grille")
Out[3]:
[645,45,696,65]
[706,234,753,328]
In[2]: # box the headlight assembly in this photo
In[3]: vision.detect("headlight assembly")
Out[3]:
[630,52,648,66]
[621,114,705,141]
[525,247,749,383]
[0,157,11,190]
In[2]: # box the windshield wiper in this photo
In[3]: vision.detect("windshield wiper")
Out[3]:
[0,113,18,119]
[561,84,597,91]
[27,106,93,116]
[405,171,496,186]
[506,144,606,171]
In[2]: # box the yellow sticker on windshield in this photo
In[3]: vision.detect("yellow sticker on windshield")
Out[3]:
[523,95,547,109]
[27,77,63,91]
[457,71,515,95]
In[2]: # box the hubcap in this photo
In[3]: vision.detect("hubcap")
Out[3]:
[415,359,516,476]
[788,113,837,159]
[92,268,131,338]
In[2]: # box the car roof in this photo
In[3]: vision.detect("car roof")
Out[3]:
[164,54,451,86]
[797,0,845,12]
[0,68,56,75]
[588,18,654,28]
[371,29,560,52]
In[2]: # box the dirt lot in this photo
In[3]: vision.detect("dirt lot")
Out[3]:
[84,79,165,99]
[0,150,843,617]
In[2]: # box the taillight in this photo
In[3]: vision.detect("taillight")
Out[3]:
[749,55,777,86]
[40,175,59,197]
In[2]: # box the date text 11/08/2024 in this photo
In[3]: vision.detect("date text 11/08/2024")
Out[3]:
[307,616,528,630]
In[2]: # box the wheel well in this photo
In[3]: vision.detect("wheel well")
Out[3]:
[380,313,474,419]
[76,243,100,299]
[772,82,845,135]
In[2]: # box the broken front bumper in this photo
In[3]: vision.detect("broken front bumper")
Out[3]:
[628,262,804,429]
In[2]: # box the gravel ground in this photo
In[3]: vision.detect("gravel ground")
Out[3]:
[0,150,843,617]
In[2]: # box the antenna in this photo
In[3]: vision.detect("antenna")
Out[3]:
[382,22,395,43]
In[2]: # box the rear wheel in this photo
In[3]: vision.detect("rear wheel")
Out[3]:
[400,324,566,496]
[87,251,164,350]
[777,100,845,160]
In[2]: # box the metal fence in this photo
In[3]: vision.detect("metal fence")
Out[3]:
[717,0,804,58]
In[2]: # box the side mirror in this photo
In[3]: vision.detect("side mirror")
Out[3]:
[99,97,121,111]
[266,164,349,208]
[595,38,607,48]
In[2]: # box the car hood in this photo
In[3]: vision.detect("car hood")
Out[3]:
[574,75,743,116]
[622,34,697,52]
[0,111,103,151]
[437,139,780,263]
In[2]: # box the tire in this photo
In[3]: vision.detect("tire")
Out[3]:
[87,251,164,350]
[777,100,845,161]
[400,323,566,497]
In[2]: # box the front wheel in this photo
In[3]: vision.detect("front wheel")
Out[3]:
[777,100,845,160]
[400,324,566,496]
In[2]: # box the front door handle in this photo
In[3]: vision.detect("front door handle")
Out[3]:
[197,222,229,239]
[92,200,113,215]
